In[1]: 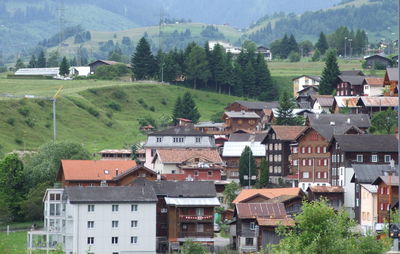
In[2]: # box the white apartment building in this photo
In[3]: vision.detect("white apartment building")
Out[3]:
[28,186,157,254]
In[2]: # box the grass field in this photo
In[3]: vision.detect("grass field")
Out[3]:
[0,231,27,254]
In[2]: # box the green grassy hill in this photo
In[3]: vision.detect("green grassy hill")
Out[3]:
[0,77,241,154]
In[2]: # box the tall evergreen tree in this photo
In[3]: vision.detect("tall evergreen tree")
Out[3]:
[275,91,302,125]
[172,92,200,123]
[280,34,290,59]
[319,49,340,95]
[242,61,256,98]
[28,55,37,68]
[131,37,156,80]
[211,43,226,93]
[172,96,183,124]
[315,32,329,55]
[239,146,257,187]
[256,159,269,188]
[223,52,234,95]
[288,34,299,55]
[59,56,70,76]
[255,53,276,101]
[15,58,25,70]
[37,50,46,68]
[185,45,210,89]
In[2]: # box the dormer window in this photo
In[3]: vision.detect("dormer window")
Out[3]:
[156,137,162,143]
[195,137,201,143]
[173,137,184,143]
[104,170,109,175]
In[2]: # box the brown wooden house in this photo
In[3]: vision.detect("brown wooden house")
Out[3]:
[372,176,399,223]
[307,186,344,210]
[383,68,398,96]
[222,111,261,133]
[336,75,366,96]
[225,101,279,118]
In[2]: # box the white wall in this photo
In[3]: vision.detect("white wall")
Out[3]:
[360,186,377,234]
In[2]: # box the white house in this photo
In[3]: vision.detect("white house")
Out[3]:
[292,75,321,96]
[27,186,157,254]
[208,41,242,55]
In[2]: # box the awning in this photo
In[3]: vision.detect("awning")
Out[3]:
[164,197,220,206]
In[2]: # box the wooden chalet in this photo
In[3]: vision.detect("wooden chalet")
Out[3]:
[383,68,398,96]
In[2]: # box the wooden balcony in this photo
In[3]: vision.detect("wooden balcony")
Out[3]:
[179,215,213,222]
[179,231,214,238]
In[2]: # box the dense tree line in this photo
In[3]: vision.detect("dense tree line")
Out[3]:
[131,37,277,101]
[38,25,84,48]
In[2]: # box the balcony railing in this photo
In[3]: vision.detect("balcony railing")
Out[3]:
[179,231,214,238]
[179,215,213,222]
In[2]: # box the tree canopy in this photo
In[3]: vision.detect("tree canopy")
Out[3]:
[239,146,257,187]
[275,91,303,125]
[319,48,340,95]
[172,92,201,123]
[131,37,157,80]
[370,109,397,134]
[59,56,70,76]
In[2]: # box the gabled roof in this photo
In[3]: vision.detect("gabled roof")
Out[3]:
[365,55,391,62]
[148,126,211,137]
[236,203,287,219]
[363,77,384,86]
[233,188,303,204]
[357,96,398,107]
[155,148,222,164]
[88,60,122,66]
[352,164,398,184]
[222,141,266,157]
[334,96,360,108]
[360,184,378,194]
[229,132,267,142]
[338,75,366,86]
[340,70,364,76]
[266,125,308,141]
[146,180,217,197]
[298,85,319,94]
[223,111,260,119]
[333,134,397,152]
[112,165,157,181]
[292,75,321,82]
[372,176,399,186]
[307,186,344,193]
[313,95,335,107]
[226,101,279,110]
[257,217,295,226]
[386,68,399,82]
[58,160,136,181]
[65,186,157,203]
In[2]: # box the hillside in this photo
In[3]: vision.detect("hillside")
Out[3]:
[0,77,241,155]
[246,0,397,45]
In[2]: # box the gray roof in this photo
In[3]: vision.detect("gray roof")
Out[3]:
[334,134,398,152]
[149,126,211,137]
[65,186,157,203]
[194,121,224,128]
[229,133,267,142]
[338,75,366,86]
[133,179,217,198]
[365,55,391,62]
[224,111,260,119]
[292,75,321,82]
[340,70,364,76]
[230,100,279,110]
[352,164,398,184]
[386,68,399,82]
[314,96,335,107]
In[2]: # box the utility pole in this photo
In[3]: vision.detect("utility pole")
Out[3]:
[53,87,63,141]
[344,37,347,58]
[159,8,164,83]
[248,149,251,188]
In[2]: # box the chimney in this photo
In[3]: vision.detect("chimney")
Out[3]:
[347,118,351,124]
[116,168,119,176]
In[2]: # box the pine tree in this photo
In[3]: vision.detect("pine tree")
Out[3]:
[255,53,276,101]
[239,146,257,187]
[131,37,156,80]
[311,49,321,62]
[181,92,200,123]
[257,159,269,188]
[15,58,25,70]
[280,34,290,59]
[242,61,256,98]
[172,96,183,124]
[28,55,37,68]
[184,45,211,89]
[288,34,299,56]
[59,56,70,76]
[37,50,46,68]
[275,91,302,125]
[319,49,340,95]
[211,43,226,93]
[315,32,329,55]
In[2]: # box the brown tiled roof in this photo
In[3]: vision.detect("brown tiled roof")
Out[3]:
[156,148,222,164]
[364,77,384,86]
[357,97,398,107]
[233,188,303,204]
[271,125,308,141]
[314,95,334,107]
[236,203,287,219]
[257,217,295,227]
[307,186,344,193]
[59,160,136,181]
[386,68,399,82]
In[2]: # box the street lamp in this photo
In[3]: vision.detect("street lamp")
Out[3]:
[348,39,353,59]
[344,37,347,58]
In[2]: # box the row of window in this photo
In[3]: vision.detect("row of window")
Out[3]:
[87,204,138,212]
[269,166,282,174]
[268,154,282,162]
[297,159,328,167]
[267,143,282,151]
[87,220,138,229]
[87,236,138,245]
[356,154,391,163]
[156,137,203,143]
[301,171,328,179]
[298,146,327,154]
[380,203,391,211]
[379,187,391,195]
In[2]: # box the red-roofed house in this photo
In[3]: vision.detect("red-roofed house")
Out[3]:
[56,160,157,186]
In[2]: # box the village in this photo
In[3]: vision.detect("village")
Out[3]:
[18,62,400,253]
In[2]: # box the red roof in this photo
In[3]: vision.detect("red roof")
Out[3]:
[155,148,223,164]
[307,186,344,193]
[58,160,136,181]
[233,188,303,204]
[271,125,308,140]
[236,203,287,219]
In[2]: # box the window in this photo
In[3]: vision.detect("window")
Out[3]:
[302,159,306,166]
[324,172,328,178]
[245,238,254,246]
[293,160,298,166]
[356,154,363,163]
[323,147,327,153]
[131,236,138,244]
[194,170,199,176]
[307,146,312,153]
[323,159,328,167]
[87,237,94,245]
[112,220,119,228]
[317,172,321,178]
[308,159,312,166]
[196,224,204,232]
[50,193,61,201]
[231,171,239,177]
[380,203,384,211]
[381,187,386,195]
[387,204,391,211]
[173,137,184,143]
[301,147,305,154]
[332,168,337,176]
[50,204,61,216]
[112,205,119,212]
[161,208,168,213]
[208,171,213,176]
[269,166,273,173]
[195,137,201,143]
[249,222,256,230]
[87,221,94,228]
[269,154,273,161]
[371,155,378,163]
[316,146,320,154]
[274,144,279,150]
[196,208,204,216]
[269,144,273,150]
[111,237,118,244]
[385,155,391,163]
[276,166,282,174]
[131,204,138,211]
[156,137,162,143]
[293,147,298,153]
[131,220,138,228]
[303,172,309,179]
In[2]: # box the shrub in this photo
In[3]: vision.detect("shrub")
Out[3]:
[108,102,121,111]
[87,107,100,118]
[6,118,15,126]
[138,98,144,104]
[36,100,46,107]
[138,116,157,129]
[25,118,35,128]
[15,138,23,145]
[88,89,98,95]
[106,121,113,128]
[45,123,51,129]
[106,112,113,119]
[18,107,30,117]
[160,98,167,105]
[149,106,155,112]
[289,51,300,62]
[112,89,127,100]
[94,64,131,80]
